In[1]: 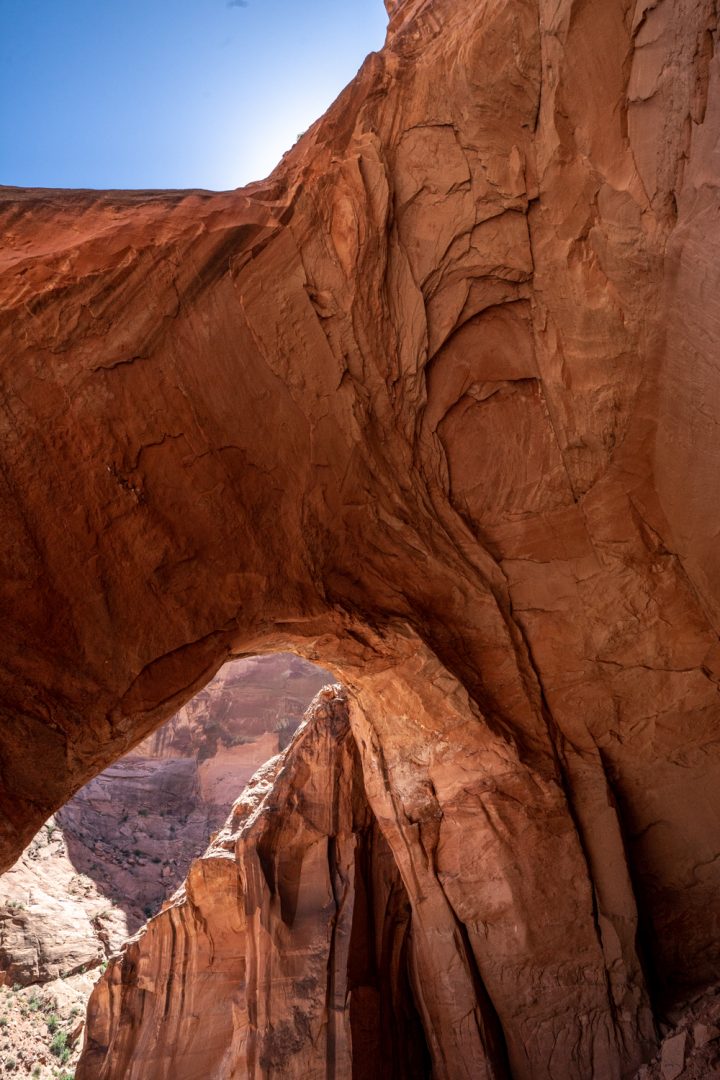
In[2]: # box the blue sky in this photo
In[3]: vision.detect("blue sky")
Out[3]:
[0,0,387,190]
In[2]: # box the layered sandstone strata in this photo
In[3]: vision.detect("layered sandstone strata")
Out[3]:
[1,0,720,1075]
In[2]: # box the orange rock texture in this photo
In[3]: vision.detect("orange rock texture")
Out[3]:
[79,688,432,1080]
[1,0,720,1075]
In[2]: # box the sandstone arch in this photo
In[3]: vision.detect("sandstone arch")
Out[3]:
[2,0,720,1075]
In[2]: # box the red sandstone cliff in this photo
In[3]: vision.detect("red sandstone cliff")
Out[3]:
[79,688,432,1080]
[1,0,720,1075]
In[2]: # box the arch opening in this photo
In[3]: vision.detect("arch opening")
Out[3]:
[0,652,334,967]
[0,643,437,1079]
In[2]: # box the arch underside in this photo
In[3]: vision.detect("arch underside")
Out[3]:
[1,0,720,1075]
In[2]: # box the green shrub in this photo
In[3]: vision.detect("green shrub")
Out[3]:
[0,1016,7,1027]
[50,1030,70,1062]
[5,1056,16,1071]
[47,1012,60,1032]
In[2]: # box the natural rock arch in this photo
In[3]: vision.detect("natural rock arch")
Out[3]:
[1,0,720,1075]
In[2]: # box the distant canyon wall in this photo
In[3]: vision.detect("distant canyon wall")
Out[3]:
[0,656,330,986]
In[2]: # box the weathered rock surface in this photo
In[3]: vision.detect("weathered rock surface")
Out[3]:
[0,818,127,988]
[1,0,720,1076]
[633,984,720,1079]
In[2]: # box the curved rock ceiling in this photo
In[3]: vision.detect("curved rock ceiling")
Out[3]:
[1,0,720,1075]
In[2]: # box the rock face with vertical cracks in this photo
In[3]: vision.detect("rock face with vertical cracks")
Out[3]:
[1,0,720,1075]
[78,688,432,1080]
